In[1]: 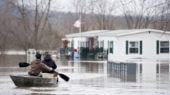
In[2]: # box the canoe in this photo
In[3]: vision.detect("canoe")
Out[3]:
[10,74,58,87]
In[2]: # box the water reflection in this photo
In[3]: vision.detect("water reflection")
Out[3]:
[107,59,170,83]
[0,55,170,95]
[107,62,137,82]
[0,55,26,67]
[58,59,105,73]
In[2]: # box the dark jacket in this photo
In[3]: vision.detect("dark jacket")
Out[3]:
[29,59,52,76]
[42,58,57,73]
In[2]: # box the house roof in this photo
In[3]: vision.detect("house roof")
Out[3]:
[65,30,110,38]
[65,29,170,38]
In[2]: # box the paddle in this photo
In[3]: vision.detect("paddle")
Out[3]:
[19,62,69,82]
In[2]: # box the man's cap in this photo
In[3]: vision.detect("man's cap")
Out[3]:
[35,53,41,59]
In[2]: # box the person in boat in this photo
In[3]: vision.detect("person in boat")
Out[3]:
[28,53,54,76]
[42,54,57,73]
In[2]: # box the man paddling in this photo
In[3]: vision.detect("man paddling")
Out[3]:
[42,54,57,73]
[28,53,54,76]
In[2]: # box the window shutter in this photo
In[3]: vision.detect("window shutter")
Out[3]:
[126,40,128,55]
[140,41,142,55]
[156,40,159,54]
[110,41,113,54]
[102,40,104,52]
[103,40,104,48]
[113,41,114,54]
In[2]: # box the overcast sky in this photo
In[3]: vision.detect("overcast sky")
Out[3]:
[21,0,167,16]
[50,0,73,12]
[51,0,167,15]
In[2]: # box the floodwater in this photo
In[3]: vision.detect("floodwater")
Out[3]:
[0,55,170,95]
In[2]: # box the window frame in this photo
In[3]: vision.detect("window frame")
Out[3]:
[128,41,139,54]
[159,41,170,54]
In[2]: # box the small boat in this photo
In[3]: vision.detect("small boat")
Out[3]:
[10,74,58,87]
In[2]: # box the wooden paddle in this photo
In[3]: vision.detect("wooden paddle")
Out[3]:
[19,62,69,82]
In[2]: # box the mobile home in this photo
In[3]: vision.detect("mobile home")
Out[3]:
[63,29,170,60]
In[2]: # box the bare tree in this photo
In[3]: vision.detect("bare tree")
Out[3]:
[153,0,170,31]
[119,0,160,29]
[9,0,53,50]
[0,0,18,53]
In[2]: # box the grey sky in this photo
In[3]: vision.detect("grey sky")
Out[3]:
[21,0,168,16]
[51,0,167,16]
[51,0,73,12]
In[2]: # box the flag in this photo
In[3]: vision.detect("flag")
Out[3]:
[73,19,81,28]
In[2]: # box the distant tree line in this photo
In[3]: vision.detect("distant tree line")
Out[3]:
[0,0,169,52]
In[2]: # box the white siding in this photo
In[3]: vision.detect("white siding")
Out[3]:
[108,32,170,61]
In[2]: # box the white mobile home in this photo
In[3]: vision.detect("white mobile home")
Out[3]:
[64,29,170,60]
[104,29,170,61]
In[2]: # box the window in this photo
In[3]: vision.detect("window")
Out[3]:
[129,41,139,54]
[160,41,169,53]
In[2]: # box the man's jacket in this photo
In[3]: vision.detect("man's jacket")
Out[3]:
[29,59,52,76]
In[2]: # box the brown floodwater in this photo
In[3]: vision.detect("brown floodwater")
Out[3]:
[0,55,170,95]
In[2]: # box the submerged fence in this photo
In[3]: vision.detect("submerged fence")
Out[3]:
[107,61,137,81]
